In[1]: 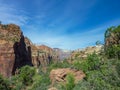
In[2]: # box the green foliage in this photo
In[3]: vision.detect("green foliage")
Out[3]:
[58,73,75,90]
[1,23,120,90]
[9,65,36,90]
[48,60,70,71]
[65,73,75,90]
[0,75,11,90]
[73,60,88,72]
[116,61,120,77]
[105,45,120,59]
[31,72,51,90]
[87,53,101,71]
[73,58,120,90]
[18,65,35,86]
[104,25,120,59]
[72,52,120,90]
[73,53,101,72]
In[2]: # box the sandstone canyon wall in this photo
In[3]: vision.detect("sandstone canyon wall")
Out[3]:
[0,24,59,77]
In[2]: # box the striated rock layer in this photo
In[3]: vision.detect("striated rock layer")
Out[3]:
[0,43,14,77]
[0,24,59,77]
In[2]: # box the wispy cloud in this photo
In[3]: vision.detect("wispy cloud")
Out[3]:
[0,0,120,50]
[25,19,120,50]
[0,3,29,26]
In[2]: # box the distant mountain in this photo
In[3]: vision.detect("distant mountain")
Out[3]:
[53,48,71,60]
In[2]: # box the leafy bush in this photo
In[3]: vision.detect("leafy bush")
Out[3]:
[0,75,11,90]
[73,53,101,72]
[87,53,101,71]
[58,73,75,90]
[31,72,51,90]
[48,60,70,71]
[9,65,36,90]
[18,65,35,86]
[73,60,88,72]
[65,73,75,90]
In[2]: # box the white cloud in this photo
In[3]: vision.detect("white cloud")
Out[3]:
[24,19,120,50]
[0,1,120,50]
[0,3,29,26]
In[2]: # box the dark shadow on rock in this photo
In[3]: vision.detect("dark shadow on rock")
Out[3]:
[12,32,33,75]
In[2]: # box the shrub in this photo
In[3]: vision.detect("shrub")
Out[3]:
[73,53,101,72]
[66,73,75,90]
[87,53,101,71]
[31,72,51,90]
[48,60,70,72]
[0,75,11,90]
[18,65,36,86]
[58,73,75,90]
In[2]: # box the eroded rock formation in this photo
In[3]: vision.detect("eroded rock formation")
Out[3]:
[0,24,21,77]
[32,45,59,68]
[50,68,86,86]
[12,32,33,75]
[0,24,59,77]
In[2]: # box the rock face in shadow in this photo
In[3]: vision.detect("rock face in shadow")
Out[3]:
[12,32,33,75]
[0,24,59,77]
[0,24,33,77]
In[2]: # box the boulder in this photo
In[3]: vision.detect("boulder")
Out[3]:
[50,68,85,86]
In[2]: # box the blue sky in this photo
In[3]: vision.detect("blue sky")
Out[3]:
[0,0,120,50]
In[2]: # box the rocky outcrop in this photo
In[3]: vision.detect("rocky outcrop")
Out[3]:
[50,68,85,86]
[0,24,21,42]
[0,24,59,77]
[12,32,33,75]
[32,45,59,68]
[71,45,103,59]
[0,24,21,77]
